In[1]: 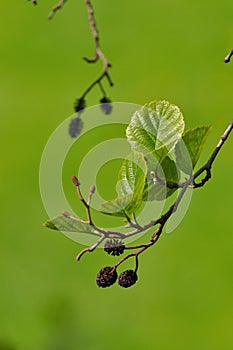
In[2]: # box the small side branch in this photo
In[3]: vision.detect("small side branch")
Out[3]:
[84,0,112,72]
[71,176,94,225]
[48,0,67,19]
[74,0,113,107]
[193,119,233,187]
[114,224,163,270]
[28,0,114,115]
[79,70,113,101]
[76,235,105,261]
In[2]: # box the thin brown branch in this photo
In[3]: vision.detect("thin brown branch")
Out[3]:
[193,119,233,187]
[135,255,139,272]
[70,178,125,240]
[29,0,114,111]
[115,194,185,269]
[48,0,67,20]
[84,0,111,69]
[224,50,233,63]
[151,120,233,190]
[80,69,113,100]
[114,225,163,270]
[72,176,93,225]
[80,0,113,100]
[123,211,142,229]
[70,177,127,261]
[76,235,105,261]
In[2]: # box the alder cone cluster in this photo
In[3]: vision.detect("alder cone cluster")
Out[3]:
[96,266,117,288]
[118,270,138,288]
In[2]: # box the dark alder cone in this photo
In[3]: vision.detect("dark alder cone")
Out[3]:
[69,117,84,138]
[100,97,113,115]
[104,239,125,256]
[118,270,138,288]
[96,266,117,288]
[74,97,86,113]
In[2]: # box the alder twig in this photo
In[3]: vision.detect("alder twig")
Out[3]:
[83,0,111,69]
[78,0,113,103]
[71,176,94,225]
[73,119,233,266]
[76,234,105,261]
[193,119,233,187]
[115,120,233,267]
[48,0,67,20]
[114,181,191,269]
[114,225,163,270]
[28,0,114,118]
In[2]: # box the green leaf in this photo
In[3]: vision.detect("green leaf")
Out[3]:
[143,155,180,201]
[100,151,147,217]
[175,126,212,174]
[44,220,58,230]
[126,100,185,157]
[157,156,180,183]
[143,180,168,201]
[44,215,97,234]
[117,151,147,197]
[100,194,135,217]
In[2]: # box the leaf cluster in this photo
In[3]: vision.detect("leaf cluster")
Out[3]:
[100,100,211,218]
[45,100,211,233]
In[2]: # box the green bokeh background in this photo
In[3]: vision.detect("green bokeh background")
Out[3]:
[1,1,233,349]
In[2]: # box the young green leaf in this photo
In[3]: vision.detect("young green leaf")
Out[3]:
[100,194,136,217]
[126,100,185,157]
[100,151,147,217]
[44,215,97,234]
[117,151,147,197]
[158,156,180,183]
[175,126,212,174]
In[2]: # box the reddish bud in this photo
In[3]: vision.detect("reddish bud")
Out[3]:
[71,176,80,186]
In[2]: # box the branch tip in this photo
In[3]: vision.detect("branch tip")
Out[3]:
[48,0,67,20]
[71,175,80,186]
[224,50,233,63]
[90,185,96,194]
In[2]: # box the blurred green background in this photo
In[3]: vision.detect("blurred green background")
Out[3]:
[1,0,233,349]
